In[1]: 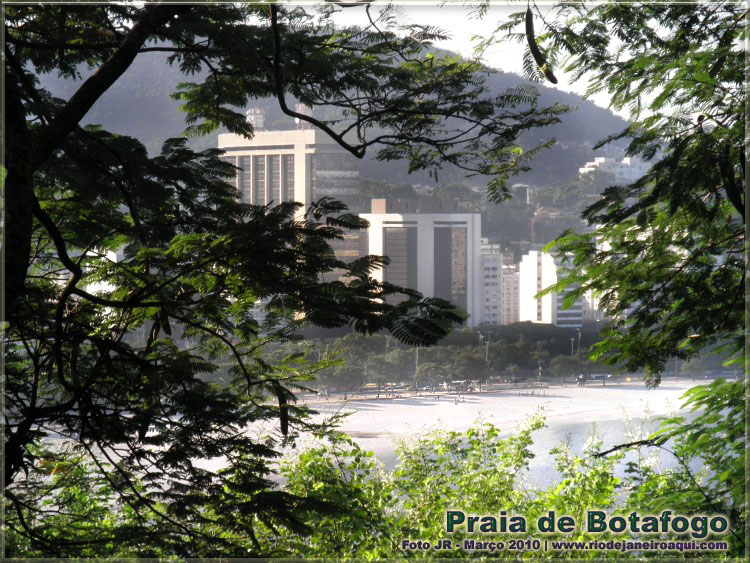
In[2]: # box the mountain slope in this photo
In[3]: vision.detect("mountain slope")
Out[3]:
[37,52,628,187]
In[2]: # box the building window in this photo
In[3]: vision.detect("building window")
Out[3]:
[269,155,280,204]
[239,156,252,204]
[434,227,467,310]
[282,154,294,202]
[253,155,265,204]
[384,227,418,304]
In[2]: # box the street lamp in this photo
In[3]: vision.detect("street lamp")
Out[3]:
[482,332,491,391]
[415,345,419,390]
[478,334,486,387]
[311,344,321,394]
[570,337,575,356]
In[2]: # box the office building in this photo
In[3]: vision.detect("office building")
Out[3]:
[582,289,608,322]
[360,198,482,327]
[217,108,361,210]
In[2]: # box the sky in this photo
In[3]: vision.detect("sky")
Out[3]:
[327,1,622,116]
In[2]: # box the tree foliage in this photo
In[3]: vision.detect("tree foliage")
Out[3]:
[622,379,745,554]
[267,406,745,557]
[486,2,746,553]
[295,327,611,389]
[491,1,746,382]
[4,2,569,555]
[9,396,744,557]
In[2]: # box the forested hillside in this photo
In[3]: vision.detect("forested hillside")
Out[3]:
[38,51,628,188]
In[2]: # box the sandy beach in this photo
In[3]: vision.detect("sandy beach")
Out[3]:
[298,380,700,486]
[194,379,706,486]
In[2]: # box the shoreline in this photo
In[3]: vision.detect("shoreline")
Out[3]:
[297,380,702,477]
[298,376,713,408]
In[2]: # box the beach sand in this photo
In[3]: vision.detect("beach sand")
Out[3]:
[300,380,699,486]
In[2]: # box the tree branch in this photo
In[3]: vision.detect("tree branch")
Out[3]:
[30,4,189,171]
[717,140,744,221]
[4,35,120,51]
[3,49,35,320]
[269,5,365,158]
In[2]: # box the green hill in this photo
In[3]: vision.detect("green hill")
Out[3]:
[37,51,628,188]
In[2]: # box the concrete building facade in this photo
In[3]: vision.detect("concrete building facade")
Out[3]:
[501,264,520,325]
[582,289,608,322]
[519,250,582,328]
[480,252,503,325]
[217,110,360,210]
[360,199,482,327]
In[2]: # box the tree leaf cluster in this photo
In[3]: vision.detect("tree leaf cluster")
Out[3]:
[496,1,746,383]
[4,2,564,553]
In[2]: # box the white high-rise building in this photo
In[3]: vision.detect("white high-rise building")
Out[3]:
[520,251,556,324]
[480,252,503,325]
[501,264,520,325]
[219,112,365,317]
[217,109,360,210]
[360,199,482,327]
[519,250,582,328]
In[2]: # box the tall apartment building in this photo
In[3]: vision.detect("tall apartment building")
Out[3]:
[480,238,507,325]
[217,108,361,210]
[519,250,582,328]
[480,252,503,325]
[501,264,520,325]
[360,198,482,327]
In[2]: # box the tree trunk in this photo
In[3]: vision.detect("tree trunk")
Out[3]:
[3,65,34,321]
